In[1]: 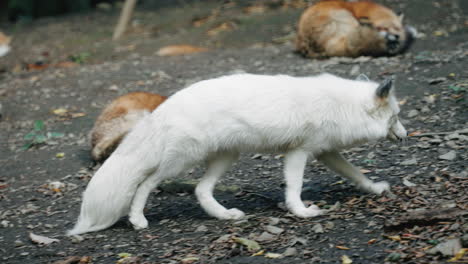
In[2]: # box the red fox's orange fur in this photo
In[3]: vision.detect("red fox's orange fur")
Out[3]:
[90,92,166,161]
[296,0,415,58]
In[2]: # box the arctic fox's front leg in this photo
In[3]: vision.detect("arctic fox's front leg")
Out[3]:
[317,151,390,195]
[195,153,245,220]
[284,150,323,218]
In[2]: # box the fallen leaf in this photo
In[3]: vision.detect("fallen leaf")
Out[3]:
[386,235,401,241]
[156,45,208,56]
[367,239,377,245]
[206,22,236,36]
[408,131,422,137]
[52,108,68,116]
[71,113,86,118]
[56,152,65,158]
[29,232,60,245]
[251,250,264,256]
[117,253,132,258]
[181,256,199,264]
[51,256,81,264]
[342,255,353,264]
[233,237,261,252]
[265,252,282,259]
[331,180,344,186]
[360,169,371,174]
[448,248,467,262]
[336,245,350,250]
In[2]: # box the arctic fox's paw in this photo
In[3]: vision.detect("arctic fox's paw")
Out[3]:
[130,215,149,230]
[367,181,390,195]
[291,205,323,218]
[218,208,245,220]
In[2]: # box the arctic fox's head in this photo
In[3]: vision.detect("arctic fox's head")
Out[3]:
[372,77,407,142]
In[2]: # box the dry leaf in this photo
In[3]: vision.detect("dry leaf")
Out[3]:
[386,235,401,241]
[342,255,353,264]
[408,131,422,137]
[367,239,377,245]
[207,22,236,36]
[156,45,208,56]
[448,248,467,262]
[336,245,350,250]
[251,250,265,256]
[360,169,371,174]
[29,232,60,245]
[52,108,68,116]
[265,252,282,259]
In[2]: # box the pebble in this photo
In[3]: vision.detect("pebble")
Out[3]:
[439,150,456,160]
[195,225,208,232]
[407,109,419,118]
[283,247,298,257]
[265,225,284,234]
[400,158,418,166]
[312,223,324,234]
[256,231,276,242]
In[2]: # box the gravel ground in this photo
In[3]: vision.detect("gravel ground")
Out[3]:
[0,1,467,263]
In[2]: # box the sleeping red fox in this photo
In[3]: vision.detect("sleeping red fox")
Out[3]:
[296,0,416,58]
[90,92,167,161]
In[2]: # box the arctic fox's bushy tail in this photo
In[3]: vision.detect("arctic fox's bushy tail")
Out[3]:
[68,115,162,235]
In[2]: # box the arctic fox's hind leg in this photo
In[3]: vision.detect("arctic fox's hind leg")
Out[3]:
[195,153,245,220]
[318,151,390,195]
[284,150,323,218]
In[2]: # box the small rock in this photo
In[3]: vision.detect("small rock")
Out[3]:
[421,106,430,113]
[283,247,298,257]
[265,225,284,234]
[256,231,276,242]
[462,234,468,248]
[70,234,84,243]
[14,240,24,247]
[195,225,208,232]
[312,223,324,233]
[1,220,10,228]
[349,65,360,76]
[427,238,462,256]
[439,150,456,160]
[215,234,231,243]
[407,109,419,118]
[428,77,447,84]
[108,84,119,91]
[324,221,335,230]
[268,217,280,225]
[400,158,417,166]
[403,178,416,187]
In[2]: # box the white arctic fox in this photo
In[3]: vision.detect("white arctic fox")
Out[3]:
[68,73,407,235]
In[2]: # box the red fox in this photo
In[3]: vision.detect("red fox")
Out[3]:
[296,0,416,58]
[0,31,11,57]
[90,92,167,161]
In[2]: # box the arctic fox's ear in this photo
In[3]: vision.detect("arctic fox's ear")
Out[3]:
[398,13,405,22]
[356,74,370,82]
[376,77,394,99]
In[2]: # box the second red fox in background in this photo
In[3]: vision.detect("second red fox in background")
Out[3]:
[296,0,416,58]
[90,92,166,161]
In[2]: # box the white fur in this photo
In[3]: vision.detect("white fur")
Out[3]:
[68,73,407,235]
[0,44,10,57]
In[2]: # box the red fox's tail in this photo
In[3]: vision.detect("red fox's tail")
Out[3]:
[90,110,152,161]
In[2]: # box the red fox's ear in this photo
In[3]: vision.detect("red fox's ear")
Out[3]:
[376,77,394,99]
[398,13,404,22]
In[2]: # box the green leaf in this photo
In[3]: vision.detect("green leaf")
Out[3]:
[117,253,132,258]
[24,132,36,140]
[34,120,45,131]
[428,239,439,245]
[47,132,65,138]
[22,143,33,150]
[34,135,47,144]
[233,237,261,252]
[387,252,401,262]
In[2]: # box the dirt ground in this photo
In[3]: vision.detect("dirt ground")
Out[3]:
[0,0,467,263]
